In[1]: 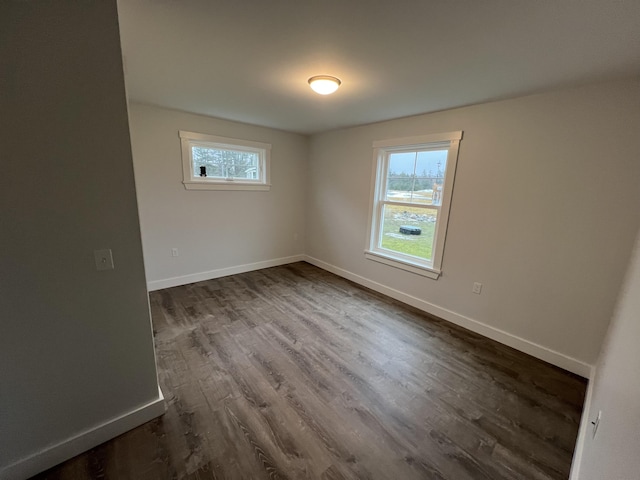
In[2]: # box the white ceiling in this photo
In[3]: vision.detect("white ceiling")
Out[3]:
[118,0,640,135]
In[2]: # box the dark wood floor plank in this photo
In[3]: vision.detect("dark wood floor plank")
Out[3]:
[30,262,586,480]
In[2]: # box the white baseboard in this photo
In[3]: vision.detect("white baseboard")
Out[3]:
[147,254,306,291]
[304,255,592,378]
[0,388,166,480]
[569,366,597,479]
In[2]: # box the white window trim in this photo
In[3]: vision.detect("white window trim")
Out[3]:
[179,130,271,191]
[365,131,462,279]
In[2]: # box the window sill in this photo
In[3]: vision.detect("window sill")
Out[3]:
[364,250,441,279]
[183,182,271,191]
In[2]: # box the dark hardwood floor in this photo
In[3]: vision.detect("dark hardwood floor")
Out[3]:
[32,262,586,480]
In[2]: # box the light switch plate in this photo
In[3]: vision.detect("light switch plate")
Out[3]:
[94,249,114,271]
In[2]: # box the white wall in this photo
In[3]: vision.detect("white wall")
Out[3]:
[128,104,308,290]
[0,2,162,478]
[572,229,640,479]
[306,80,640,372]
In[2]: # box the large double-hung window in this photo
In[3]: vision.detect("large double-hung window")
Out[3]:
[366,131,462,279]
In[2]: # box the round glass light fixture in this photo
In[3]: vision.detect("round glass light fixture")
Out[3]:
[308,75,341,95]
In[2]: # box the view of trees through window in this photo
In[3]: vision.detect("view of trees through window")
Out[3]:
[380,149,448,261]
[192,146,259,180]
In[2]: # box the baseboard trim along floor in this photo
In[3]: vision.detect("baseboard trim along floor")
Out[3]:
[148,254,591,378]
[304,255,592,379]
[147,254,306,291]
[1,389,166,480]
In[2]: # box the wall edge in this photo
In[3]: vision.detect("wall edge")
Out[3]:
[1,388,166,480]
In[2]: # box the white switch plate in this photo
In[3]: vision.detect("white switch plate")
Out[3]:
[94,249,114,271]
[472,282,483,294]
[171,248,179,257]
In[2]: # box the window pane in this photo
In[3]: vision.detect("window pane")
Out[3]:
[379,204,437,262]
[388,152,416,175]
[386,150,448,205]
[192,146,260,180]
[414,150,447,205]
[387,152,415,201]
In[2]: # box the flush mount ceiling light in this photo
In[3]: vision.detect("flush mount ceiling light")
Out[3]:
[308,75,342,95]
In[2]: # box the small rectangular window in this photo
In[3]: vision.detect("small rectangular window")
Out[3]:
[366,131,462,279]
[179,131,271,191]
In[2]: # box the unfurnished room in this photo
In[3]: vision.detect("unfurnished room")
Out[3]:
[2,1,640,479]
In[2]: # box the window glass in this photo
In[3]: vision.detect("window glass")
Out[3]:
[366,132,462,278]
[179,131,271,191]
[192,146,260,181]
[380,204,438,262]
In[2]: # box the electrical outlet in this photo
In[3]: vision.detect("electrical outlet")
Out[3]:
[171,248,179,257]
[472,282,483,294]
[94,249,114,271]
[591,410,601,438]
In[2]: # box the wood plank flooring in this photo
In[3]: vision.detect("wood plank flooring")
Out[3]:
[31,262,586,480]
